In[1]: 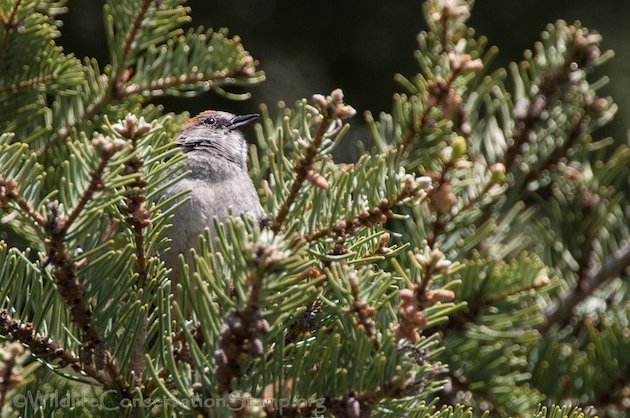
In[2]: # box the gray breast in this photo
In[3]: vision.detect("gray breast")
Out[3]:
[158,157,264,284]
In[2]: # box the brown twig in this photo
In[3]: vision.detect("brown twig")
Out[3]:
[263,380,409,417]
[117,0,153,78]
[305,181,425,242]
[111,116,154,390]
[539,241,630,333]
[0,0,22,61]
[119,142,151,282]
[47,0,153,149]
[214,244,273,394]
[448,179,495,224]
[399,70,462,159]
[122,71,239,96]
[416,260,435,299]
[0,74,56,94]
[346,272,377,346]
[1,145,131,394]
[45,202,130,392]
[0,309,110,386]
[519,112,590,190]
[0,177,47,228]
[426,159,456,249]
[59,154,111,237]
[272,116,334,232]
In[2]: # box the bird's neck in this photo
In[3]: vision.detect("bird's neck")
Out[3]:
[183,150,246,180]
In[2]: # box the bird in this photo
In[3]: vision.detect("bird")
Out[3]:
[159,110,265,284]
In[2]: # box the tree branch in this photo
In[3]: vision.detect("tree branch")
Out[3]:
[0,74,56,94]
[0,309,110,386]
[51,0,153,146]
[0,0,22,61]
[272,116,334,232]
[0,177,47,228]
[59,151,112,237]
[122,71,238,96]
[539,241,630,332]
[305,182,424,242]
[519,112,589,190]
[0,140,131,394]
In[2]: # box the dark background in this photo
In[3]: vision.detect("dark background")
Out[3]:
[61,1,630,145]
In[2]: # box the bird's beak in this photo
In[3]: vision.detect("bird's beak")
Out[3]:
[228,113,259,130]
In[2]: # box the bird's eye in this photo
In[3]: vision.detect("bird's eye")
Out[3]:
[205,117,216,125]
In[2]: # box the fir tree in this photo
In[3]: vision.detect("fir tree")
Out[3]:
[0,0,628,417]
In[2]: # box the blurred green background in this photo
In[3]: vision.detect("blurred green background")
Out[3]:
[61,0,630,145]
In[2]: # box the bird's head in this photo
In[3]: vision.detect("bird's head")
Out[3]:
[175,110,259,168]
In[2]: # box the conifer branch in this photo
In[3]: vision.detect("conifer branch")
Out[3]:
[0,309,110,386]
[113,116,152,282]
[112,115,154,389]
[399,65,471,157]
[263,381,410,417]
[346,272,377,343]
[215,243,273,394]
[122,72,238,96]
[503,30,601,176]
[447,177,496,223]
[1,172,121,375]
[434,274,548,337]
[519,113,589,189]
[426,163,455,249]
[400,75,458,154]
[45,201,128,389]
[396,253,454,343]
[0,177,47,228]
[305,179,427,242]
[273,89,355,232]
[52,0,152,145]
[272,116,333,233]
[0,75,56,94]
[117,0,153,77]
[0,0,22,60]
[36,137,129,392]
[60,141,118,236]
[484,279,550,306]
[503,63,574,175]
[540,241,630,333]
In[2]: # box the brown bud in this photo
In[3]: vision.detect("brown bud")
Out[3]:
[311,94,327,111]
[347,396,360,418]
[4,373,23,391]
[429,183,456,212]
[411,311,427,326]
[337,104,357,119]
[251,338,264,357]
[425,289,455,303]
[306,169,329,190]
[434,259,452,272]
[214,349,227,367]
[134,117,151,137]
[256,318,270,334]
[331,88,344,105]
[399,289,415,302]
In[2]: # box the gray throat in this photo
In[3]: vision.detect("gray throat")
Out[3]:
[185,146,247,183]
[182,143,246,171]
